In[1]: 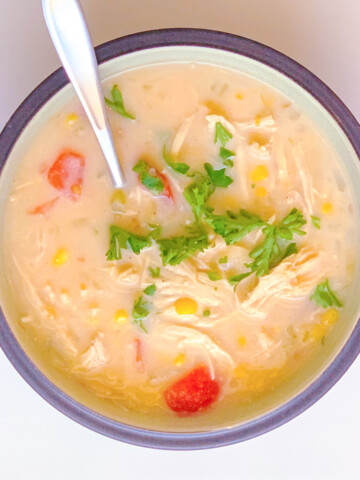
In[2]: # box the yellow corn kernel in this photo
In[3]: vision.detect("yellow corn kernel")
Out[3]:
[114,309,128,324]
[251,165,268,183]
[111,189,126,205]
[255,114,262,126]
[174,297,197,315]
[255,186,267,198]
[321,308,339,327]
[236,92,244,100]
[309,324,327,342]
[174,353,186,366]
[321,202,333,214]
[66,113,78,126]
[53,248,69,266]
[71,184,82,196]
[238,336,247,347]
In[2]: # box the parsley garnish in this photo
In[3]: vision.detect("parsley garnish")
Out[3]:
[148,224,162,239]
[203,309,211,317]
[207,271,222,281]
[311,215,321,229]
[156,228,209,266]
[132,295,150,333]
[310,279,343,308]
[228,272,252,286]
[220,147,235,166]
[204,163,233,188]
[143,284,156,296]
[106,225,151,260]
[184,173,215,222]
[149,266,160,278]
[215,122,233,146]
[163,146,190,175]
[247,209,306,276]
[105,85,135,119]
[219,256,228,264]
[205,208,265,245]
[133,160,164,194]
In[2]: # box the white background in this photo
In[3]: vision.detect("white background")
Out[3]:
[1,1,359,478]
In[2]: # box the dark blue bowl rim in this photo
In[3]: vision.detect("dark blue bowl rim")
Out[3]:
[1,28,360,450]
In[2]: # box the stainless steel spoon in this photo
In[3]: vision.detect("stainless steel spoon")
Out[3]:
[42,0,125,188]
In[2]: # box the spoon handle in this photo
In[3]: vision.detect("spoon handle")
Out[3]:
[42,0,125,188]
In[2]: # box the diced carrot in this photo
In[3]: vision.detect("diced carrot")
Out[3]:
[157,171,174,201]
[164,366,220,414]
[47,150,85,201]
[135,338,142,363]
[28,197,59,215]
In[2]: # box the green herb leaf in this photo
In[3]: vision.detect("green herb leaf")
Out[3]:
[143,284,156,296]
[246,209,306,276]
[132,295,150,333]
[163,146,190,175]
[133,160,164,194]
[219,147,235,164]
[205,209,265,245]
[203,309,211,317]
[223,158,234,167]
[228,271,252,286]
[156,228,209,265]
[105,85,135,119]
[149,266,160,278]
[184,173,215,222]
[106,225,151,260]
[311,215,321,229]
[215,122,232,147]
[207,271,222,281]
[148,224,162,239]
[219,256,228,264]
[204,163,233,188]
[310,279,343,308]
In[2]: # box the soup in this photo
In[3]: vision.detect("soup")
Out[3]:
[1,63,357,431]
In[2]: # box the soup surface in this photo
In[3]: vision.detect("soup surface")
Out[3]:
[2,63,358,430]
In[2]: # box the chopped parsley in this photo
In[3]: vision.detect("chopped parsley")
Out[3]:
[133,160,164,194]
[105,85,135,119]
[205,208,265,245]
[310,279,343,308]
[184,173,215,222]
[143,284,156,296]
[220,146,235,161]
[156,228,209,266]
[106,225,151,260]
[223,158,234,167]
[149,266,160,278]
[204,163,233,188]
[207,271,222,281]
[203,309,211,317]
[132,295,150,333]
[215,122,232,147]
[311,215,321,229]
[246,209,306,276]
[219,256,228,264]
[228,272,252,286]
[163,146,190,175]
[148,224,162,239]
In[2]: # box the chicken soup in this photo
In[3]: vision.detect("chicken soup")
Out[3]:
[2,63,358,430]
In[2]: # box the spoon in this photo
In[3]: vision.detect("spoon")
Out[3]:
[42,0,125,188]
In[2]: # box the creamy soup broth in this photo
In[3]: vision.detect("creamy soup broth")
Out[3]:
[2,63,358,431]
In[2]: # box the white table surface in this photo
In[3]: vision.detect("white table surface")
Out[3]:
[1,1,360,478]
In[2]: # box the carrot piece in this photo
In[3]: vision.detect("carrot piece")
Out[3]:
[157,171,174,201]
[164,366,220,414]
[47,150,85,200]
[28,197,59,215]
[134,338,142,363]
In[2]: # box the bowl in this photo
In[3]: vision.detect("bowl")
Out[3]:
[1,28,360,450]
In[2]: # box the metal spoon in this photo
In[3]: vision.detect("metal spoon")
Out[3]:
[42,0,125,188]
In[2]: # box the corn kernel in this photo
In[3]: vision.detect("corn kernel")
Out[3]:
[111,189,126,205]
[321,202,333,214]
[321,308,339,327]
[174,297,197,315]
[255,186,267,198]
[251,165,268,183]
[71,184,82,196]
[238,336,247,347]
[53,248,69,266]
[66,113,78,126]
[174,353,186,366]
[309,323,327,342]
[114,309,128,324]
